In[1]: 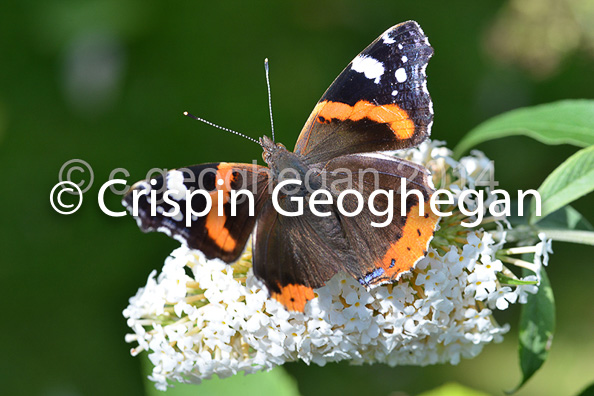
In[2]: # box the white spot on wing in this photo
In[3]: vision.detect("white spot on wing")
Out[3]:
[398,44,403,50]
[420,62,432,115]
[427,119,434,137]
[163,206,183,222]
[420,63,428,76]
[392,89,398,96]
[382,31,395,44]
[351,54,385,84]
[167,170,188,200]
[172,211,183,222]
[173,234,187,244]
[157,226,172,237]
[401,55,408,63]
[395,68,407,83]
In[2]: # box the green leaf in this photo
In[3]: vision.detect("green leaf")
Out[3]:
[454,100,594,157]
[142,358,301,396]
[534,205,594,231]
[576,382,594,396]
[530,145,594,224]
[509,203,593,230]
[510,267,555,393]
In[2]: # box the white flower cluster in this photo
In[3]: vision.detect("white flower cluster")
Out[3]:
[123,141,552,390]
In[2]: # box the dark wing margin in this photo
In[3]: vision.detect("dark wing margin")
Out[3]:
[123,163,270,263]
[295,21,434,163]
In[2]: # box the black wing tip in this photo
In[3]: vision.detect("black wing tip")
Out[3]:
[383,20,430,47]
[393,20,424,34]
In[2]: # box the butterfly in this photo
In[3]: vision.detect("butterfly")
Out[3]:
[123,20,439,312]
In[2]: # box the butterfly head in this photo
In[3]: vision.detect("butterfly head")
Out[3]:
[260,135,287,166]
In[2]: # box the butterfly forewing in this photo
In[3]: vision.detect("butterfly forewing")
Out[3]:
[295,21,433,163]
[123,163,269,262]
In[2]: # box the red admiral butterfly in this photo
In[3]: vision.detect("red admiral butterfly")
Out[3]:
[124,21,439,311]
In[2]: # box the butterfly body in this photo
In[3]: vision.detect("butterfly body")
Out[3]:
[125,21,440,312]
[260,136,312,187]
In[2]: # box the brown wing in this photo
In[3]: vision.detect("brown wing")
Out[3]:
[316,153,439,286]
[294,21,433,163]
[251,153,438,311]
[252,195,351,312]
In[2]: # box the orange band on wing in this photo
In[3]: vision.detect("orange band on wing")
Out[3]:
[377,201,439,280]
[271,283,315,312]
[203,164,238,252]
[317,100,415,140]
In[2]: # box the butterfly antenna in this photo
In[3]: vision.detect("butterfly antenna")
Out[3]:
[183,112,261,145]
[264,58,276,142]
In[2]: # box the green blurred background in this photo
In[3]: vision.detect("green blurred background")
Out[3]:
[1,0,592,395]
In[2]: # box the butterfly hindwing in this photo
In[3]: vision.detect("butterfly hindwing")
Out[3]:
[313,153,439,286]
[295,21,433,163]
[123,163,270,262]
[252,153,438,310]
[252,190,351,311]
